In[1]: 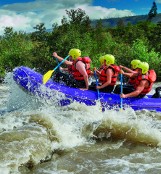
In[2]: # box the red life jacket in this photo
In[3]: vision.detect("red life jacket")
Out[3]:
[99,64,120,86]
[98,65,106,71]
[133,69,156,95]
[68,57,91,81]
[128,69,138,86]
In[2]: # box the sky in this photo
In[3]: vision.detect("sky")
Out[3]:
[0,0,161,35]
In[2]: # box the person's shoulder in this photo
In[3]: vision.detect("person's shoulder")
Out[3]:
[76,60,85,68]
[106,67,113,74]
[132,71,139,76]
[140,78,149,85]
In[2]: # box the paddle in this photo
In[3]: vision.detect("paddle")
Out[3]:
[94,70,106,112]
[43,55,70,84]
[94,70,100,100]
[55,57,60,71]
[120,73,123,110]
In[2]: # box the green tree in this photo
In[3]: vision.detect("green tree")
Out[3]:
[30,23,51,72]
[48,8,92,59]
[131,39,161,79]
[148,22,161,52]
[66,8,90,25]
[116,18,125,28]
[0,27,34,76]
[1,8,161,81]
[31,23,47,42]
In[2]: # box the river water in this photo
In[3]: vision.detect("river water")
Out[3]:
[1,73,161,174]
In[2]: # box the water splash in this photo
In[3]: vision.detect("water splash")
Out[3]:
[1,72,161,173]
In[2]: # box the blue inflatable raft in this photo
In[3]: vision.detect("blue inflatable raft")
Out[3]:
[13,66,161,112]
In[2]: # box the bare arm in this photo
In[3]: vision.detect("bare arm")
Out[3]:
[53,52,72,66]
[120,65,134,73]
[121,68,138,78]
[93,67,101,76]
[97,68,113,89]
[96,69,101,76]
[120,80,148,98]
[76,61,89,90]
[60,67,68,72]
[123,72,134,78]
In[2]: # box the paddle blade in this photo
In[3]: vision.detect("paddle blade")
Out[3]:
[43,70,54,84]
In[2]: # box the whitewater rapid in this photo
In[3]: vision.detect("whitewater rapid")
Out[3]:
[0,73,161,174]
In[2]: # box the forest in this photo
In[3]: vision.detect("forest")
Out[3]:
[0,8,161,81]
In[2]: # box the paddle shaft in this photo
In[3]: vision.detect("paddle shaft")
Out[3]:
[120,73,123,109]
[43,55,70,84]
[53,55,70,71]
[94,71,100,99]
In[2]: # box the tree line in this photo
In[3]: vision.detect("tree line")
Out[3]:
[0,8,161,81]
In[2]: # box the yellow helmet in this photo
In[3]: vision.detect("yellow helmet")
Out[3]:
[131,59,141,69]
[99,56,105,65]
[69,48,81,60]
[138,62,149,74]
[104,54,115,65]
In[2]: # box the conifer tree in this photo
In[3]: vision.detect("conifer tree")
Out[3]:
[148,1,157,21]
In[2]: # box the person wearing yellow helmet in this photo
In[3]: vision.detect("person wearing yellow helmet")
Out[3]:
[120,59,141,78]
[131,59,141,69]
[68,48,81,60]
[99,56,105,65]
[120,61,156,98]
[53,49,91,90]
[120,59,140,73]
[137,62,149,74]
[89,54,120,93]
[128,59,141,85]
[96,55,106,71]
[114,59,141,94]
